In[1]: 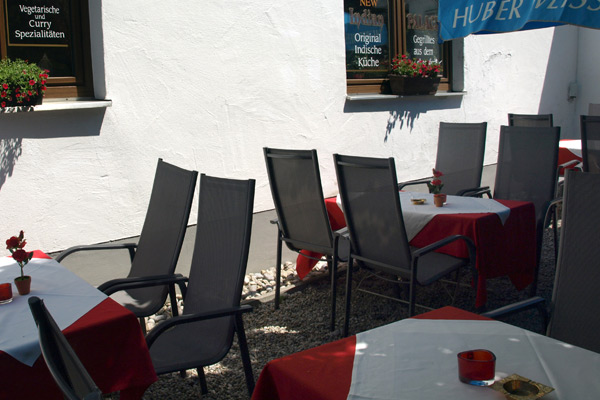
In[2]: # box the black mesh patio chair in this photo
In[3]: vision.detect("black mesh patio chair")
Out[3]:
[479,126,561,297]
[483,170,600,353]
[589,103,600,116]
[56,159,197,333]
[508,113,554,127]
[263,147,345,331]
[145,174,256,396]
[333,154,476,337]
[580,115,600,173]
[29,296,103,400]
[398,122,488,196]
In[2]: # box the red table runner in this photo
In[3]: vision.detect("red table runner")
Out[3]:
[558,139,582,175]
[251,307,490,400]
[297,197,536,308]
[0,252,157,400]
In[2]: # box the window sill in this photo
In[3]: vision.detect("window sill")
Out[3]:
[345,91,466,101]
[0,99,112,113]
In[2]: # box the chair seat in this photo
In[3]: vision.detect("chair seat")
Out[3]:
[149,317,233,374]
[409,247,468,286]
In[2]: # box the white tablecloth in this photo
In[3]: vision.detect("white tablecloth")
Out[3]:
[349,319,600,399]
[399,192,510,240]
[560,139,582,157]
[0,256,106,366]
[337,192,510,241]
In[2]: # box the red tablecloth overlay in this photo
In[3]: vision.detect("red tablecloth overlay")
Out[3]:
[297,197,536,308]
[0,251,157,400]
[558,139,582,175]
[296,197,347,279]
[251,306,490,400]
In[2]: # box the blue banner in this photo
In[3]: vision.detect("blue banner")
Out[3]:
[438,0,600,41]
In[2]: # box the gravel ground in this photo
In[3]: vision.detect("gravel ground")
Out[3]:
[132,228,557,400]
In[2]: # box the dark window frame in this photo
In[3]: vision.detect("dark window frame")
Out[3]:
[345,0,452,95]
[0,0,94,99]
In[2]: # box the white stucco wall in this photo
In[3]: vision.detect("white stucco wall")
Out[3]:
[0,1,592,254]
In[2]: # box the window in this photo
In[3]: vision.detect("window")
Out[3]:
[0,0,94,99]
[344,0,452,94]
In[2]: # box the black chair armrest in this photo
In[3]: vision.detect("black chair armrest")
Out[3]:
[412,234,477,280]
[481,296,547,326]
[333,226,349,238]
[398,179,430,191]
[99,273,189,297]
[461,187,492,198]
[413,234,476,264]
[456,186,490,197]
[558,159,581,170]
[145,304,253,347]
[55,243,138,263]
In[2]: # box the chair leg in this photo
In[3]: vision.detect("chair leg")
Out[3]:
[408,266,417,317]
[138,317,147,335]
[169,285,179,317]
[274,232,283,310]
[343,255,354,337]
[552,209,559,264]
[452,268,462,305]
[329,255,337,332]
[235,314,256,396]
[196,367,208,394]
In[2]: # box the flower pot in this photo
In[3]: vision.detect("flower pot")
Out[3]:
[434,194,445,208]
[14,276,31,295]
[388,75,440,96]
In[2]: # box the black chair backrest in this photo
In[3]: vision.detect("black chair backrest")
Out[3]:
[334,154,411,275]
[126,158,197,315]
[508,113,554,127]
[150,174,255,372]
[435,122,487,195]
[549,171,600,352]
[494,126,560,227]
[263,148,333,254]
[28,296,102,400]
[580,115,600,173]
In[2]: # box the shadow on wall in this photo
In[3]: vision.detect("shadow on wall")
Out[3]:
[0,138,22,189]
[0,108,107,189]
[539,27,579,138]
[344,96,463,142]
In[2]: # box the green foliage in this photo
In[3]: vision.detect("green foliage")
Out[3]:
[390,54,442,78]
[0,58,49,108]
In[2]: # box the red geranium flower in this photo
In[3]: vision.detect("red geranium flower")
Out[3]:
[6,230,33,278]
[12,249,30,264]
[427,169,444,194]
[2,83,8,90]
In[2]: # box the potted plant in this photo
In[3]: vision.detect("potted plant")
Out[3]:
[426,169,446,207]
[0,58,49,109]
[388,54,441,95]
[6,230,34,295]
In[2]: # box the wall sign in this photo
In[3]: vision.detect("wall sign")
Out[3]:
[405,0,441,62]
[344,0,390,79]
[5,0,70,47]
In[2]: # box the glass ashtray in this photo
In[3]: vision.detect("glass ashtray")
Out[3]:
[410,198,426,205]
[490,374,554,399]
